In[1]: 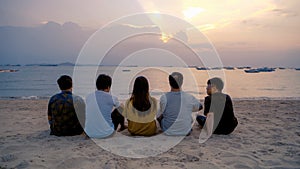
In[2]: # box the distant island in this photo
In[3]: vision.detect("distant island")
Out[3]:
[24,62,75,66]
[1,63,299,71]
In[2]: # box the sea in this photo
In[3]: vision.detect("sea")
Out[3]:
[0,65,300,100]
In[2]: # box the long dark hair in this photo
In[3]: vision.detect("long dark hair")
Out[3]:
[130,76,151,111]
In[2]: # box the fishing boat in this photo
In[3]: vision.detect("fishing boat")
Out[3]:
[244,69,260,73]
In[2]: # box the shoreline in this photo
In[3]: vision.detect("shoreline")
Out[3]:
[1,96,300,101]
[0,99,299,168]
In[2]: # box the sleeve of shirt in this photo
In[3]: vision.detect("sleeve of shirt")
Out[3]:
[112,95,121,108]
[74,96,86,128]
[158,94,167,117]
[121,100,130,118]
[204,96,211,116]
[47,97,54,125]
[191,95,202,112]
[226,95,234,116]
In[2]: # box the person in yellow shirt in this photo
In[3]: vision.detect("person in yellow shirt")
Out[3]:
[122,76,157,136]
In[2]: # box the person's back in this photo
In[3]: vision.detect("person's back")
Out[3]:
[48,75,85,136]
[197,77,238,135]
[204,92,238,134]
[123,96,157,136]
[159,72,202,136]
[160,91,201,135]
[84,74,125,138]
[122,76,157,136]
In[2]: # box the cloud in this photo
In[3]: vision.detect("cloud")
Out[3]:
[270,8,298,17]
[0,22,94,64]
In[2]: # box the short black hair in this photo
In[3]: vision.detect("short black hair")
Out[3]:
[57,75,72,90]
[169,72,183,89]
[96,74,112,90]
[207,77,224,91]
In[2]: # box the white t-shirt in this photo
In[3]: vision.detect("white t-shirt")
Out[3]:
[84,90,120,138]
[160,91,202,135]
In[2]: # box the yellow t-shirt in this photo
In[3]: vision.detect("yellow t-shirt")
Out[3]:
[122,97,157,136]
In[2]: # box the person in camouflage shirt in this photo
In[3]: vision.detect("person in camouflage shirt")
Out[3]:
[48,75,85,136]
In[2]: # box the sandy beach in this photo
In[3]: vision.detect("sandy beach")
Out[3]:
[0,99,299,169]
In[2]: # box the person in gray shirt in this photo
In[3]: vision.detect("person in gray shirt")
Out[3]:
[157,72,203,136]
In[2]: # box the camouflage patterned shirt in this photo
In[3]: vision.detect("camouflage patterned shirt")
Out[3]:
[48,91,85,136]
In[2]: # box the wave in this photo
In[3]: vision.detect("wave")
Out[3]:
[0,96,50,100]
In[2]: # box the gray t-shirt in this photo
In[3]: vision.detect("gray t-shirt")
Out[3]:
[160,91,202,135]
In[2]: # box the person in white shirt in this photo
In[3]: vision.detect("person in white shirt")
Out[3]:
[85,74,126,138]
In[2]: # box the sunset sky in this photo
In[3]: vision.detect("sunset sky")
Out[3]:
[0,0,299,67]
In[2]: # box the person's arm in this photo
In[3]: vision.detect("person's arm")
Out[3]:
[191,96,203,112]
[226,95,234,115]
[47,98,54,133]
[116,103,124,114]
[204,96,211,116]
[47,99,53,126]
[199,104,203,111]
[75,97,86,129]
[112,95,125,117]
[158,95,167,117]
[225,95,238,125]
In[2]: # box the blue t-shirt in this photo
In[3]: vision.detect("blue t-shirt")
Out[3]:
[160,91,202,135]
[85,90,120,138]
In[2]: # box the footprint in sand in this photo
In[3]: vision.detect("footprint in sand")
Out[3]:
[55,157,96,169]
[1,154,16,162]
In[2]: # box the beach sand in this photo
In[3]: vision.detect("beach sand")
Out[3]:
[0,99,299,169]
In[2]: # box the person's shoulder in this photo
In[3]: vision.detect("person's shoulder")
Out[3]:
[149,96,157,103]
[182,91,196,98]
[150,96,157,101]
[72,93,84,102]
[49,93,61,102]
[161,92,170,96]
[204,95,211,102]
[124,98,132,107]
[225,94,232,100]
[160,92,169,99]
[205,95,211,99]
[160,93,168,100]
[95,90,114,98]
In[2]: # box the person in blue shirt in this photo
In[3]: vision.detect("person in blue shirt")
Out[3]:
[85,74,126,138]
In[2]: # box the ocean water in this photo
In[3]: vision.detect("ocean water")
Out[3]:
[0,66,299,100]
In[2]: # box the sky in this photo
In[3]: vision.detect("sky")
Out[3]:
[0,0,299,67]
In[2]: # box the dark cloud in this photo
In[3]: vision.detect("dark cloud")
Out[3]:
[0,22,94,64]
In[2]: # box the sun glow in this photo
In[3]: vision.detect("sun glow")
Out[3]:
[160,32,173,43]
[183,7,205,19]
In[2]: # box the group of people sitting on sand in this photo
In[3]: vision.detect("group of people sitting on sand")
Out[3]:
[47,72,238,138]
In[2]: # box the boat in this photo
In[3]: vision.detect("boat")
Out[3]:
[244,69,260,73]
[256,67,275,72]
[0,69,19,73]
[223,66,235,70]
[244,67,275,73]
[196,67,209,70]
[295,68,300,71]
[211,67,222,70]
[122,69,131,72]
